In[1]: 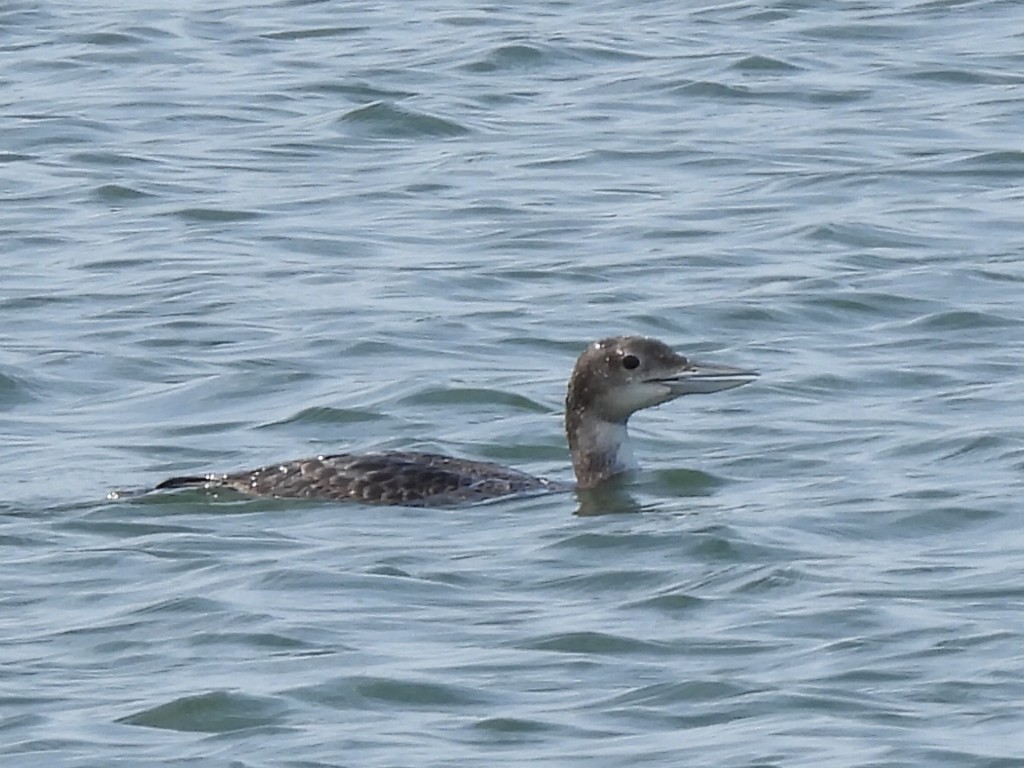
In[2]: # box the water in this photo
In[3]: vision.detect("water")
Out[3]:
[3,0,1024,765]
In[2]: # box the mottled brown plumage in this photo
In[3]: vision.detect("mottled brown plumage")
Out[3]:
[156,451,560,506]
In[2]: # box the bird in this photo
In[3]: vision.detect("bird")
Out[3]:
[154,336,757,507]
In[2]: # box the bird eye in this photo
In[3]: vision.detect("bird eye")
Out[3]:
[622,354,640,370]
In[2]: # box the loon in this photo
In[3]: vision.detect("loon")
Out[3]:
[154,336,757,506]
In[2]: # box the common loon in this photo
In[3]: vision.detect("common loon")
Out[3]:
[154,336,757,506]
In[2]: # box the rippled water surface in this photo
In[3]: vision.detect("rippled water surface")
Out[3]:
[3,1,1024,765]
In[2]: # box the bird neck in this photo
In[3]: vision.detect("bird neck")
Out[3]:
[565,411,638,488]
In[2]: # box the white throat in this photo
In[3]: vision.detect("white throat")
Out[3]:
[588,419,638,473]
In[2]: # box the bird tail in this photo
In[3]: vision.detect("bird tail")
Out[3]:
[153,475,209,490]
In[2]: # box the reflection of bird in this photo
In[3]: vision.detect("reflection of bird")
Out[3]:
[155,336,757,506]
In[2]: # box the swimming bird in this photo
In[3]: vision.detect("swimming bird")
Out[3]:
[154,336,757,506]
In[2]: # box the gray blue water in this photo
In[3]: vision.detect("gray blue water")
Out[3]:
[3,1,1024,765]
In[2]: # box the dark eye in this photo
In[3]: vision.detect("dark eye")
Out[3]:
[622,354,640,370]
